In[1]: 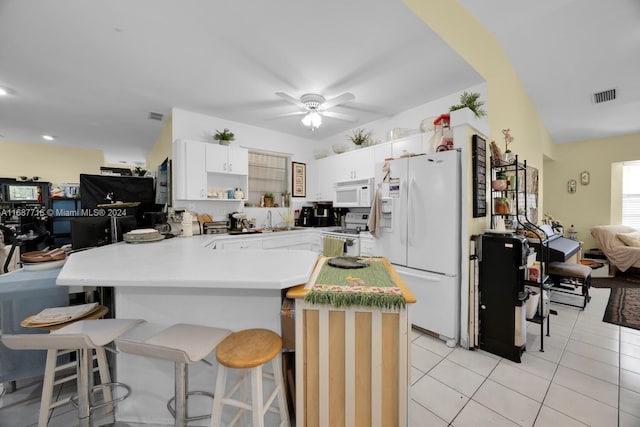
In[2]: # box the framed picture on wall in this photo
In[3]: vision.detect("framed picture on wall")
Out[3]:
[292,162,306,197]
[472,134,487,217]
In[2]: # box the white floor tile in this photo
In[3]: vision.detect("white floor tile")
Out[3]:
[572,322,622,340]
[564,339,619,366]
[473,379,541,427]
[411,328,424,342]
[552,365,619,408]
[446,347,500,377]
[452,399,519,427]
[534,405,589,427]
[411,367,425,385]
[560,350,619,385]
[543,383,618,427]
[620,410,640,427]
[621,326,640,336]
[570,330,620,352]
[428,359,485,397]
[621,368,640,394]
[503,352,558,381]
[413,333,455,358]
[621,329,640,346]
[620,354,640,375]
[526,337,566,364]
[410,400,448,427]
[620,387,640,418]
[490,360,551,402]
[621,341,640,359]
[411,374,468,423]
[411,343,443,373]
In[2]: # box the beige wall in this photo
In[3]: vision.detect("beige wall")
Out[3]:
[544,133,640,249]
[145,112,173,170]
[0,140,104,185]
[405,0,555,225]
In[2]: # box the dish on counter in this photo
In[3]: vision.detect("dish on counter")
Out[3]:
[22,259,67,271]
[21,249,66,263]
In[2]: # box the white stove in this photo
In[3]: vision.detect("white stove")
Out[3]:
[320,212,369,256]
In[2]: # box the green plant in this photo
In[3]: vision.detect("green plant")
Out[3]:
[264,192,274,199]
[347,128,372,146]
[449,91,486,118]
[214,128,235,141]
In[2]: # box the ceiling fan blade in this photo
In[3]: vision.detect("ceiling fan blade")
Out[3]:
[321,111,357,122]
[321,92,355,109]
[265,111,307,121]
[275,92,306,109]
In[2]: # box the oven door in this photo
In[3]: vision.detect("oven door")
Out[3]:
[321,233,360,256]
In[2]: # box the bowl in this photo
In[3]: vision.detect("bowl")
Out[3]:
[313,148,329,159]
[492,179,508,191]
[332,143,346,154]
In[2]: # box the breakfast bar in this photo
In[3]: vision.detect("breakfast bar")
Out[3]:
[55,236,414,426]
[56,235,318,425]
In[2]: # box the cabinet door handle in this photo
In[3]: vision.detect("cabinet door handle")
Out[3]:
[229,163,232,172]
[223,162,227,171]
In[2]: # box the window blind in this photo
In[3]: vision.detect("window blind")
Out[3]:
[248,152,288,206]
[622,161,640,229]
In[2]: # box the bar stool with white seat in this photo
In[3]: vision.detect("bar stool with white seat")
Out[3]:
[115,323,232,427]
[1,318,143,427]
[210,328,289,427]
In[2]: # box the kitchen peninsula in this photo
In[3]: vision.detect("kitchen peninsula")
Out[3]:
[56,234,318,425]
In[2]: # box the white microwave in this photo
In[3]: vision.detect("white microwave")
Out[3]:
[334,178,374,207]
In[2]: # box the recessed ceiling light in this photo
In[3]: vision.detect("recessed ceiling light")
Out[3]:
[42,135,56,141]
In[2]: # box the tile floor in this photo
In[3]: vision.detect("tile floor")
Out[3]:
[1,287,639,426]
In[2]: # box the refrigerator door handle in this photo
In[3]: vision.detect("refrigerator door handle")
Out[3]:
[408,176,416,247]
[397,269,443,282]
[401,177,408,247]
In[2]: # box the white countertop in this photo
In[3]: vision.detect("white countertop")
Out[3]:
[56,234,318,290]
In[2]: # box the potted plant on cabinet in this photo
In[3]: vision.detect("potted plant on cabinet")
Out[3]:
[347,128,372,148]
[214,128,235,146]
[449,91,486,118]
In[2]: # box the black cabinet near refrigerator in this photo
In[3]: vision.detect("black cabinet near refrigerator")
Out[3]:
[479,233,529,363]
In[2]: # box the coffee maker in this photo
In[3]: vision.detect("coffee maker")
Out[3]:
[313,202,333,227]
[299,206,314,227]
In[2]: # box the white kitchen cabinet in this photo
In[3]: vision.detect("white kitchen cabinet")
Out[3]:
[206,144,249,175]
[391,134,425,158]
[314,157,335,201]
[262,233,313,250]
[332,148,375,182]
[220,238,263,250]
[173,139,207,200]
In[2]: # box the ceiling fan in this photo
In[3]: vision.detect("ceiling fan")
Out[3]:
[270,92,357,130]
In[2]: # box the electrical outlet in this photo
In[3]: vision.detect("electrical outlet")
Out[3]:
[188,203,195,212]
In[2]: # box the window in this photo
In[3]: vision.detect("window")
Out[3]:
[622,161,640,228]
[248,151,289,206]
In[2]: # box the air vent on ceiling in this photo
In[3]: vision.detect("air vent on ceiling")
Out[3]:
[592,88,616,104]
[148,112,164,121]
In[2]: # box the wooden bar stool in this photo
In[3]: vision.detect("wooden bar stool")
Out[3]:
[115,323,232,427]
[2,318,143,427]
[210,328,289,427]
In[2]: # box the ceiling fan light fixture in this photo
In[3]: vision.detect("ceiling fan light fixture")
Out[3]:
[302,110,322,129]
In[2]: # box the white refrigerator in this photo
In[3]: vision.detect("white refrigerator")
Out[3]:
[379,150,461,345]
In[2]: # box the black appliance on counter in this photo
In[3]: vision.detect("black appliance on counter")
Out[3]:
[299,206,314,227]
[479,233,530,363]
[313,202,333,227]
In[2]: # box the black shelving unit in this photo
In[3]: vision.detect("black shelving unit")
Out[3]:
[489,155,554,352]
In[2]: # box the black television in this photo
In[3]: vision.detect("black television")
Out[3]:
[71,217,111,250]
[7,184,39,202]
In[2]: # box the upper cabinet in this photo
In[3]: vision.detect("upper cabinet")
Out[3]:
[173,140,249,201]
[206,144,249,175]
[391,134,425,158]
[332,148,375,183]
[173,139,208,200]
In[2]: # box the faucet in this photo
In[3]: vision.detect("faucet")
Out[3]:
[264,210,273,230]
